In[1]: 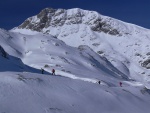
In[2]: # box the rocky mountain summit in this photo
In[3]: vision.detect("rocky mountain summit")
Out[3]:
[16,8,149,36]
[17,8,125,35]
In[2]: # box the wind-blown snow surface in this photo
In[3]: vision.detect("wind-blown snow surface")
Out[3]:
[0,72,150,113]
[1,7,150,113]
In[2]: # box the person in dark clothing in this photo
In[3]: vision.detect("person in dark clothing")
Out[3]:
[52,69,55,75]
[98,81,101,84]
[119,82,122,87]
[41,68,44,74]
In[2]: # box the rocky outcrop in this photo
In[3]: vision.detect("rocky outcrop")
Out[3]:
[18,8,120,35]
[18,8,56,31]
[142,59,150,69]
[0,45,7,58]
[90,19,119,35]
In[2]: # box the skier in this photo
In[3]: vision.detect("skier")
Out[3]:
[52,69,55,75]
[119,82,122,87]
[98,81,101,84]
[41,68,44,74]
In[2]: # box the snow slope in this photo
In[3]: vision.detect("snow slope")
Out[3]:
[0,72,150,113]
[0,34,40,73]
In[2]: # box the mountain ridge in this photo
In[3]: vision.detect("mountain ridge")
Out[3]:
[13,8,150,36]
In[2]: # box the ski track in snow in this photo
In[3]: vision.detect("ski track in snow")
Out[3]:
[57,70,99,83]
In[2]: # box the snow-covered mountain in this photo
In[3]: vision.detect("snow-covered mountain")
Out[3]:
[12,8,150,79]
[0,8,150,113]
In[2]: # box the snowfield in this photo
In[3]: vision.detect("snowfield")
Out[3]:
[0,8,150,113]
[0,72,150,113]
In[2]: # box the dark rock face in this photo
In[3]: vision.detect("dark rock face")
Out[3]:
[141,59,150,69]
[18,8,56,31]
[0,45,7,58]
[18,8,120,35]
[90,19,119,35]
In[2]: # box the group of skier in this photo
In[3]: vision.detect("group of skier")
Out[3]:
[97,80,123,87]
[41,68,123,87]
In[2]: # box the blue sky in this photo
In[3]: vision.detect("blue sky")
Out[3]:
[0,0,150,30]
